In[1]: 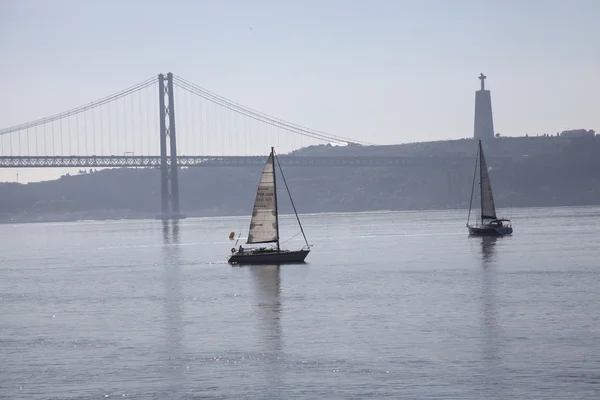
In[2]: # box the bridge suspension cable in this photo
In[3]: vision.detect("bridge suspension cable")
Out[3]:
[0,76,156,136]
[172,75,373,146]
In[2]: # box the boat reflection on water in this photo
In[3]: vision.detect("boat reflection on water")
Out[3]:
[479,236,504,398]
[481,236,497,263]
[249,264,284,392]
[249,264,282,352]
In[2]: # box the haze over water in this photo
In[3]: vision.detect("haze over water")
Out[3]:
[2,207,600,399]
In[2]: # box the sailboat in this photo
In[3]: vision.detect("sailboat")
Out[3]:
[228,147,311,264]
[466,140,513,236]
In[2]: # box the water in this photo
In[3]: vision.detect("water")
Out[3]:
[1,207,600,399]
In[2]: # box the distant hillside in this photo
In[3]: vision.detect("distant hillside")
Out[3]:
[291,135,576,159]
[1,135,599,223]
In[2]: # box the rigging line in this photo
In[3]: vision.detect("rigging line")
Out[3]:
[173,78,372,145]
[173,81,348,144]
[279,231,302,245]
[0,77,156,136]
[173,74,372,145]
[274,150,310,247]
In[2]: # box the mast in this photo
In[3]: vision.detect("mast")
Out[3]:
[271,147,280,251]
[478,140,484,225]
[275,151,310,248]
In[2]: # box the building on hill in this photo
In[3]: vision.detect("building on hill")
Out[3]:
[560,129,595,138]
[473,73,495,142]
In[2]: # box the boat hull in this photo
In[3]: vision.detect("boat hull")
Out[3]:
[228,249,310,265]
[468,225,513,236]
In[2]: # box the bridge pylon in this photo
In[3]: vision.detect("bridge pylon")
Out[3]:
[157,72,184,220]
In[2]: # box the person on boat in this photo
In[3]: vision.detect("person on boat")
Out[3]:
[239,245,244,254]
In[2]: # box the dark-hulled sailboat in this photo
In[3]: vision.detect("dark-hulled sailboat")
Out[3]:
[228,147,311,265]
[466,140,513,236]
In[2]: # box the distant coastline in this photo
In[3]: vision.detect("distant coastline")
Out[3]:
[3,203,600,225]
[2,136,600,223]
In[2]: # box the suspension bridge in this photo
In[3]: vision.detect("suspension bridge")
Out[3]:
[0,72,471,219]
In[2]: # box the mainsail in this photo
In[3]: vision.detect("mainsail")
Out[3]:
[479,141,497,220]
[247,152,279,244]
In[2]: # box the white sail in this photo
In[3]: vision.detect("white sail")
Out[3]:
[247,153,278,244]
[479,142,497,220]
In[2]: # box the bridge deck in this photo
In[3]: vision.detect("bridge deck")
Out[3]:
[0,155,493,168]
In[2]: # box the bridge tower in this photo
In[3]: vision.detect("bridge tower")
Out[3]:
[473,73,495,141]
[157,72,184,220]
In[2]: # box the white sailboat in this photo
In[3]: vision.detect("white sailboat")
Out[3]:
[228,147,311,264]
[466,140,513,236]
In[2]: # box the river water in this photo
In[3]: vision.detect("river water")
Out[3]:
[1,207,600,399]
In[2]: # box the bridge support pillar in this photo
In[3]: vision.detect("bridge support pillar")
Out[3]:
[157,72,185,220]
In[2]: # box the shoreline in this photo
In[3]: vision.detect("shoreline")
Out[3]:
[2,203,599,225]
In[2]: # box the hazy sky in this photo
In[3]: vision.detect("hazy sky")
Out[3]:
[1,0,599,182]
